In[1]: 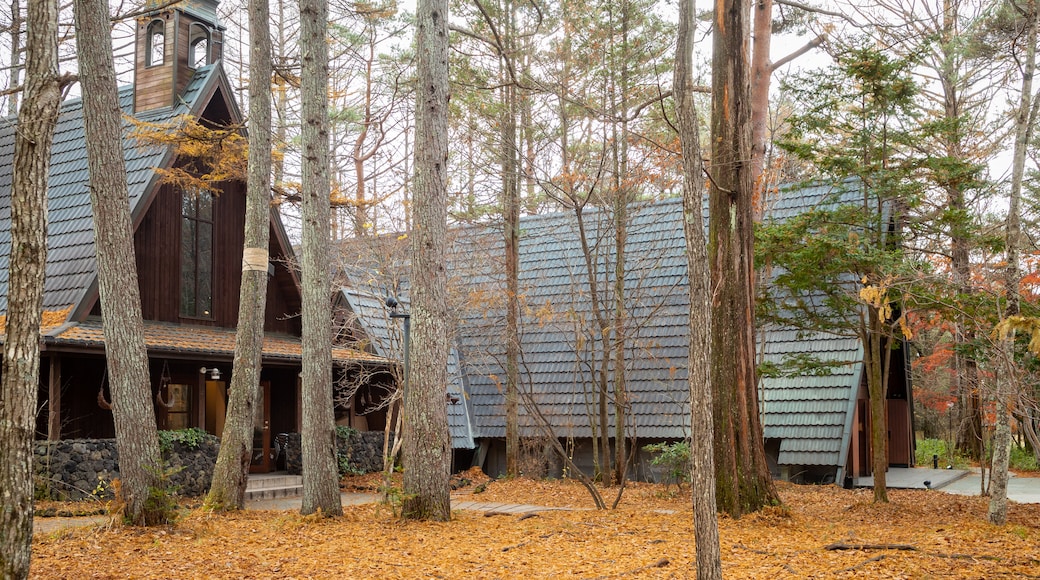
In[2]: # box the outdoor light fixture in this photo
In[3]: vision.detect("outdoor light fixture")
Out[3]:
[199,366,222,380]
[386,296,411,403]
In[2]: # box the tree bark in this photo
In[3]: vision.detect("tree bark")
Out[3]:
[73,0,164,526]
[709,0,779,518]
[401,0,452,521]
[0,0,61,573]
[205,0,273,512]
[502,0,520,477]
[6,0,22,117]
[989,0,1036,528]
[299,0,342,517]
[675,0,722,575]
[749,0,772,199]
[864,310,889,503]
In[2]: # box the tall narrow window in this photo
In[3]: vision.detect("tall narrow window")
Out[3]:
[181,189,213,318]
[146,19,165,66]
[188,23,211,69]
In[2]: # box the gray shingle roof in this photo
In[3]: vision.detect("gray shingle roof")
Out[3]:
[0,64,222,315]
[453,179,872,468]
[339,284,476,449]
[455,200,692,440]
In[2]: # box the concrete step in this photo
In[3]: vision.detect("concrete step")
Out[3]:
[247,474,302,490]
[245,484,303,502]
[245,473,302,501]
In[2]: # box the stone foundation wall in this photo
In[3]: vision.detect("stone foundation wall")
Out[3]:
[33,436,220,501]
[283,430,384,475]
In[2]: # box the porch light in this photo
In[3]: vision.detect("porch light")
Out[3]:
[200,366,221,380]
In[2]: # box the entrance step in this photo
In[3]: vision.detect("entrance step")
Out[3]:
[245,473,302,501]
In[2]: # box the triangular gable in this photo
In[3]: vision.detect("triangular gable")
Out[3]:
[0,64,233,319]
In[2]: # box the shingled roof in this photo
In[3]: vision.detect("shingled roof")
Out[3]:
[0,64,225,316]
[0,64,387,368]
[450,179,874,470]
[454,199,692,441]
[339,284,476,449]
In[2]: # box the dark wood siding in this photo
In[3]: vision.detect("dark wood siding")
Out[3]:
[92,179,302,335]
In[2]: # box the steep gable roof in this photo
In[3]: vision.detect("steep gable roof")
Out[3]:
[0,63,230,317]
[453,180,876,467]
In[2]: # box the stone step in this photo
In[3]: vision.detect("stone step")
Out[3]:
[246,474,302,491]
[245,484,303,502]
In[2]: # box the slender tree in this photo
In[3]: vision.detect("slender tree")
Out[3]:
[73,0,166,526]
[502,0,521,477]
[6,0,22,117]
[0,0,62,573]
[675,0,721,575]
[709,0,779,517]
[989,0,1037,527]
[400,0,451,521]
[205,0,274,511]
[299,0,343,517]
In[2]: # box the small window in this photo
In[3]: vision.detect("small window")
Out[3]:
[146,19,165,66]
[188,23,211,69]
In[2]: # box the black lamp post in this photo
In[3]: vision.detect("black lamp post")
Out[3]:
[386,296,410,403]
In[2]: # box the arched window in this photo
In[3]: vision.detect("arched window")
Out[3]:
[188,23,211,69]
[146,19,165,66]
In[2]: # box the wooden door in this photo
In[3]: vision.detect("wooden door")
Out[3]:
[250,381,272,473]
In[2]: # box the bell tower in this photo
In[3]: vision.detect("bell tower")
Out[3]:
[133,0,225,113]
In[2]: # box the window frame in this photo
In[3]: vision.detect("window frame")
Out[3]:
[145,18,166,67]
[180,188,214,320]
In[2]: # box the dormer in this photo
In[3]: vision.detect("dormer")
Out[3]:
[133,0,225,113]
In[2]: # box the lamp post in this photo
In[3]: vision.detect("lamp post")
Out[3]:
[386,296,410,403]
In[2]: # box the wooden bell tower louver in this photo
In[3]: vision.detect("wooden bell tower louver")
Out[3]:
[133,0,225,113]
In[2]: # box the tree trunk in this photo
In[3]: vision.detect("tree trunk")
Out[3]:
[989,0,1036,528]
[299,0,342,517]
[749,0,772,199]
[708,0,779,518]
[205,0,273,512]
[73,0,165,526]
[502,0,520,477]
[572,204,612,480]
[6,0,21,117]
[401,0,452,521]
[675,0,722,574]
[0,0,61,573]
[864,311,889,503]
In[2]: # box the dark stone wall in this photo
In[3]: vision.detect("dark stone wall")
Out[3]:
[283,430,384,476]
[33,436,220,501]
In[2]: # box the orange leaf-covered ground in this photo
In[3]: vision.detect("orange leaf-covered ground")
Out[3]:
[31,477,1040,579]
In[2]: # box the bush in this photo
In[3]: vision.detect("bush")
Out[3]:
[643,441,690,489]
[915,438,970,469]
[158,428,209,453]
[1010,445,1039,472]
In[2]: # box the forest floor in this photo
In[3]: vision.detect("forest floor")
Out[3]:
[30,471,1040,579]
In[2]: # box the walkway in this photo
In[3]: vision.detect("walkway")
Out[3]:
[853,467,969,490]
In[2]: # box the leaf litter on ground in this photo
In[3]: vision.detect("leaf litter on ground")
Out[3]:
[30,477,1040,579]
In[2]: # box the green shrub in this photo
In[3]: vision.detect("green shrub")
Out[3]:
[1010,445,1039,472]
[915,438,970,469]
[643,441,690,489]
[157,427,209,453]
